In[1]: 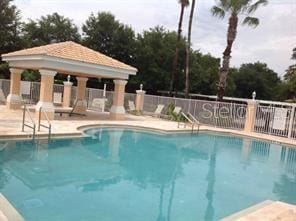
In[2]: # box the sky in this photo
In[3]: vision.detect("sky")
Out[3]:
[14,0,296,76]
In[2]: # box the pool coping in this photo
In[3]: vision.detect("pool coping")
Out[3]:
[0,193,25,221]
[0,123,295,147]
[78,124,296,147]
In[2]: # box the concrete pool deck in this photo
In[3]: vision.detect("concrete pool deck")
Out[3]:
[0,105,295,147]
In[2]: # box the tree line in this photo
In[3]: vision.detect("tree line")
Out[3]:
[0,0,295,102]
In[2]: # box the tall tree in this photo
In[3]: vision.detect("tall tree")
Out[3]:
[280,47,296,101]
[129,26,186,94]
[211,0,268,101]
[82,12,136,65]
[232,62,280,100]
[23,12,80,47]
[185,0,196,98]
[292,47,296,60]
[0,0,23,57]
[170,0,189,95]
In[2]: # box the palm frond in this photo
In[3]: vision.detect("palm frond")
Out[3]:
[248,0,268,14]
[211,6,226,18]
[242,16,259,27]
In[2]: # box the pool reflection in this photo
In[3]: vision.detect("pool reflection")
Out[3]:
[0,131,295,221]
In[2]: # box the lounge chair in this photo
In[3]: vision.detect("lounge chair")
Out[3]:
[161,106,182,120]
[91,98,107,112]
[128,101,136,113]
[173,106,182,115]
[0,89,5,104]
[55,99,86,116]
[53,92,63,106]
[152,104,164,118]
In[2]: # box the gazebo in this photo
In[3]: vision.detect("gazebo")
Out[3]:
[1,41,137,120]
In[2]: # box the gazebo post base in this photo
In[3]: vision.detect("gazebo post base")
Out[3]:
[110,112,125,120]
[6,94,22,109]
[35,102,55,120]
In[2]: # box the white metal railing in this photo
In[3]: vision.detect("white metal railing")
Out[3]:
[254,103,296,139]
[1,78,295,140]
[143,94,247,130]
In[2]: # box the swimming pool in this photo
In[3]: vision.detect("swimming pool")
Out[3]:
[0,128,295,221]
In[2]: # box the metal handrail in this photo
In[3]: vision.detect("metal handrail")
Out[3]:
[187,112,200,132]
[22,104,36,140]
[178,112,196,133]
[38,107,52,140]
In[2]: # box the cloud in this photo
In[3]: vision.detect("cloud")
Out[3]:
[15,0,296,75]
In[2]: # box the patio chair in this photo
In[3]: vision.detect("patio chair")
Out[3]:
[0,89,5,104]
[21,81,31,104]
[128,101,136,113]
[53,92,63,106]
[161,106,182,120]
[91,98,107,112]
[55,99,86,117]
[152,104,164,118]
[173,106,182,115]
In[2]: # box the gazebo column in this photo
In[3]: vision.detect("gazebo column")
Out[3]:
[63,81,73,108]
[7,68,23,109]
[36,69,56,120]
[74,77,88,114]
[110,79,127,120]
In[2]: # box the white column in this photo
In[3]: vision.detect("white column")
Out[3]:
[35,69,57,120]
[74,77,88,114]
[6,68,23,109]
[63,81,73,108]
[244,100,257,133]
[110,79,127,120]
[135,89,146,112]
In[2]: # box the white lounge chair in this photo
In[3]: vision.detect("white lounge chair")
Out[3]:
[161,106,182,120]
[53,93,63,106]
[173,106,182,115]
[128,101,136,113]
[0,89,5,104]
[152,104,164,118]
[91,98,107,112]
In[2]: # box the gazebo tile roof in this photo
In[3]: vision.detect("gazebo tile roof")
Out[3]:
[2,41,137,72]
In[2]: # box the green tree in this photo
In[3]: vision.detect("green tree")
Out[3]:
[211,0,268,101]
[82,12,136,65]
[232,62,280,100]
[23,12,80,47]
[129,27,186,94]
[170,0,189,95]
[189,51,221,95]
[185,0,196,98]
[0,0,23,56]
[292,47,296,60]
[279,48,296,101]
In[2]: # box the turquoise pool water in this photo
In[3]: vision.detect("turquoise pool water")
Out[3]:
[0,129,295,221]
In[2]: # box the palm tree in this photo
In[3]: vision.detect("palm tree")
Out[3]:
[185,0,196,98]
[170,0,189,96]
[292,47,296,60]
[211,0,268,101]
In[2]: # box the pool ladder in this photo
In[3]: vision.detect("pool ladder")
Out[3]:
[178,112,200,133]
[38,107,52,140]
[22,105,52,140]
[22,104,36,140]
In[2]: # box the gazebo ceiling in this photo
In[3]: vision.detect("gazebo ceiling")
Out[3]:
[2,41,137,79]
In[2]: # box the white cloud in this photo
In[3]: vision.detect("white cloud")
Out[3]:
[15,0,296,75]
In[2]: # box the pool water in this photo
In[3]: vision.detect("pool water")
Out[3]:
[0,129,295,221]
